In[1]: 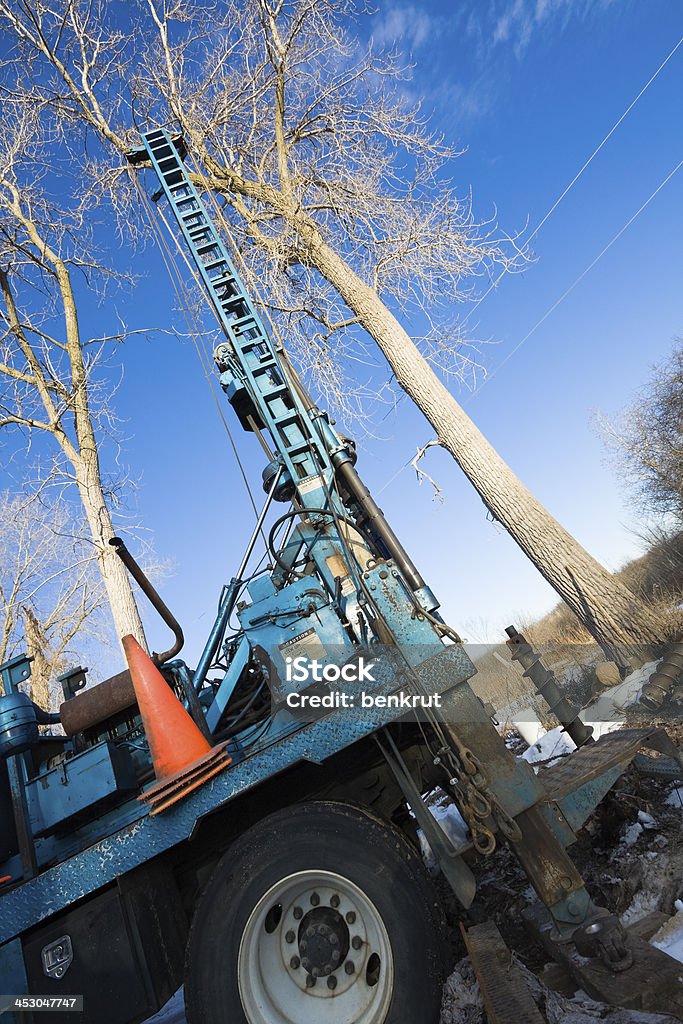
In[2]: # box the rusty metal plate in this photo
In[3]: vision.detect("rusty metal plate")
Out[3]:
[461,920,546,1024]
[540,728,665,800]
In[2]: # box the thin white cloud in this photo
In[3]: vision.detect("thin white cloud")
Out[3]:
[490,0,620,59]
[371,3,438,52]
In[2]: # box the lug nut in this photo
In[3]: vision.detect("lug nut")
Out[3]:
[311,892,320,906]
[331,950,341,963]
[346,911,356,924]
[285,930,295,943]
[330,894,340,908]
[345,960,355,974]
[306,974,316,988]
[293,906,303,920]
[327,975,337,990]
[351,935,362,950]
[290,956,300,970]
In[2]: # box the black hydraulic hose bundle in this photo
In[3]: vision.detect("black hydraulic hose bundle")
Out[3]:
[266,507,378,580]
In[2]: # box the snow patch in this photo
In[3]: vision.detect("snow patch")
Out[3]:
[521,725,576,765]
[511,710,547,747]
[440,958,483,1024]
[665,786,683,808]
[581,661,659,726]
[652,908,683,965]
[622,822,644,847]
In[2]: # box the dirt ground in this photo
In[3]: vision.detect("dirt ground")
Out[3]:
[439,765,683,1023]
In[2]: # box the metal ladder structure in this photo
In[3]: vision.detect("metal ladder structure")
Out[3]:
[135,128,334,498]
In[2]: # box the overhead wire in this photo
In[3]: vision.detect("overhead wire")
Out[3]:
[376,154,683,496]
[374,36,683,493]
[460,32,683,330]
[377,34,683,432]
[136,178,300,665]
[466,156,683,398]
[135,170,292,709]
[135,176,266,527]
[136,157,338,740]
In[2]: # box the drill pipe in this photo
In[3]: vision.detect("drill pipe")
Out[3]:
[505,625,594,748]
[640,642,683,710]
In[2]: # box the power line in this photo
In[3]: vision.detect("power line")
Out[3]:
[135,178,265,526]
[377,155,683,495]
[460,32,683,329]
[468,155,683,398]
[377,34,683,446]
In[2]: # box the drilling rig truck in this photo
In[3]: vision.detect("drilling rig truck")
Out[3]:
[1,128,682,1024]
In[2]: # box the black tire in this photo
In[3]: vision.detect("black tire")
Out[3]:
[185,801,448,1024]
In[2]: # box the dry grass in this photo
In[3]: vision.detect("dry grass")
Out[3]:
[529,529,683,646]
[469,530,683,718]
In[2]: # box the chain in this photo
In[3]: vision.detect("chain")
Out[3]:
[433,737,523,853]
[433,746,496,855]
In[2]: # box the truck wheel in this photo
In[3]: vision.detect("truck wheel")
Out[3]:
[185,801,448,1024]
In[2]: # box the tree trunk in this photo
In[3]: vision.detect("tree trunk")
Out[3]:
[0,208,148,661]
[308,235,668,657]
[56,262,148,654]
[22,606,57,711]
[74,458,147,651]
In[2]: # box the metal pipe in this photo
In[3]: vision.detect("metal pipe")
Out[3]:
[334,458,426,593]
[246,414,275,460]
[237,466,283,579]
[170,662,212,740]
[30,701,61,727]
[110,537,184,665]
[191,466,283,694]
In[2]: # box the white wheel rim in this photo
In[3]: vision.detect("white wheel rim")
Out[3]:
[238,869,394,1024]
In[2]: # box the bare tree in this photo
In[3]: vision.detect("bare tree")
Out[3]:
[0,99,147,650]
[600,340,683,523]
[0,0,670,655]
[0,488,110,708]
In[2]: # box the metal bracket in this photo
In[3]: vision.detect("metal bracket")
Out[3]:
[376,730,476,908]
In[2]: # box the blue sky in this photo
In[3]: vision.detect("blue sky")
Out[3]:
[61,0,683,671]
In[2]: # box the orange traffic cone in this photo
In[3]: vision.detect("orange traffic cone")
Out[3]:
[122,635,231,813]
